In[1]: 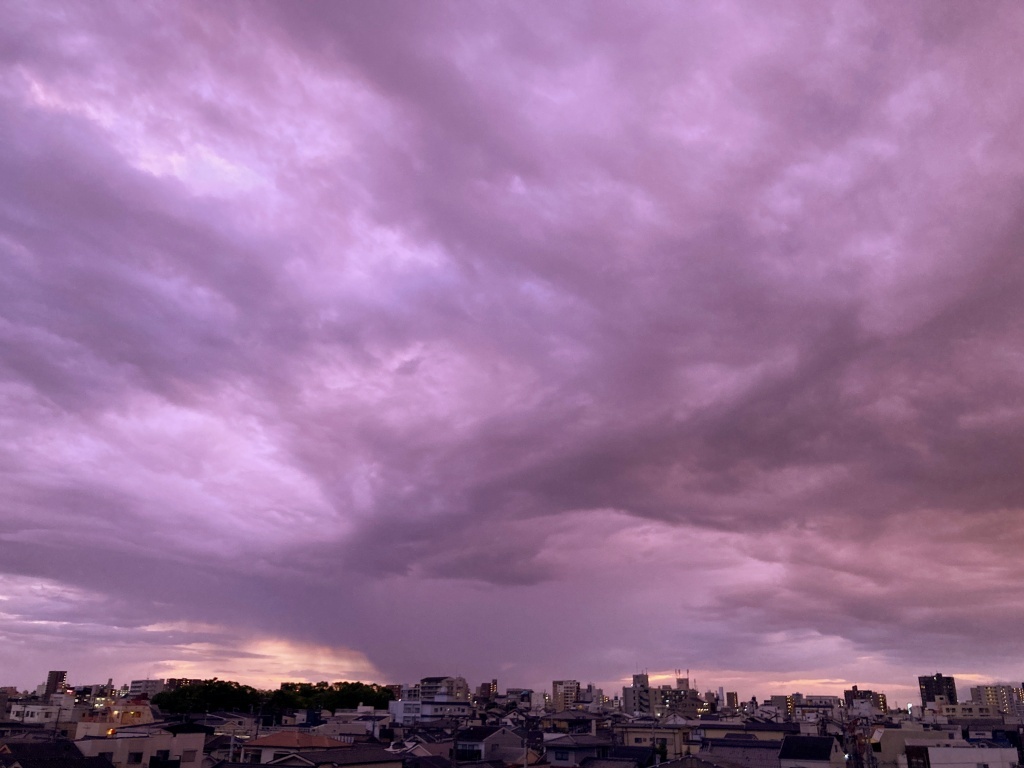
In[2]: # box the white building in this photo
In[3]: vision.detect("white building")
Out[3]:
[899,742,1019,768]
[128,680,165,698]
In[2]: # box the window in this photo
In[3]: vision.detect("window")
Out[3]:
[181,753,197,764]
[554,752,569,761]
[155,751,170,761]
[128,754,144,764]
[99,754,114,764]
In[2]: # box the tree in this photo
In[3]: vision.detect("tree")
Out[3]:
[152,679,262,713]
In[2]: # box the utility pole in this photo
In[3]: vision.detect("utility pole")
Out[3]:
[451,715,462,768]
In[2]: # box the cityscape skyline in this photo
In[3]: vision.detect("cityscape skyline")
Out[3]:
[5,666,1023,713]
[4,2,1024,706]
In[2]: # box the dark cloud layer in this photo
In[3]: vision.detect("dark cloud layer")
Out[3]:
[2,1,1024,700]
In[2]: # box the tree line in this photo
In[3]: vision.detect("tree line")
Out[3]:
[151,679,394,714]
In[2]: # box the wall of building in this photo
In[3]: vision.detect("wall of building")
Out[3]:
[75,730,205,768]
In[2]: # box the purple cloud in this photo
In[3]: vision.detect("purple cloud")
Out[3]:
[2,0,1024,702]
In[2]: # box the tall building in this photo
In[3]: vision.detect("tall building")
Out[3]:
[844,685,887,712]
[476,679,498,702]
[919,673,957,708]
[770,693,803,717]
[969,684,1023,715]
[411,676,470,701]
[504,687,533,708]
[623,673,652,715]
[389,676,472,724]
[44,671,67,699]
[579,683,605,706]
[552,680,581,711]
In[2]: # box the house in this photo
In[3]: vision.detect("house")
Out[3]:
[261,744,404,768]
[659,757,732,768]
[611,723,691,760]
[454,726,525,763]
[239,733,351,764]
[188,713,259,738]
[313,713,392,741]
[695,724,799,743]
[541,713,602,737]
[0,740,113,768]
[543,735,613,768]
[698,737,783,768]
[500,712,528,729]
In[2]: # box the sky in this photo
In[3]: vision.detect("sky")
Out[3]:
[2,1,1024,706]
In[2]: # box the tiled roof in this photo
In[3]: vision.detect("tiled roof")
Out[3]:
[701,739,782,751]
[778,736,837,762]
[247,733,351,749]
[303,746,404,766]
[456,727,502,743]
[544,736,612,748]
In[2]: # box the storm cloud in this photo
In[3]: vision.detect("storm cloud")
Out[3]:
[2,1,1024,702]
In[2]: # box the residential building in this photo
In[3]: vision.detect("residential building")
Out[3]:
[239,732,352,763]
[778,736,845,768]
[803,696,842,708]
[74,700,158,738]
[543,734,612,768]
[74,726,205,768]
[128,680,165,698]
[698,737,783,768]
[901,741,1018,768]
[623,675,651,716]
[495,688,534,711]
[553,681,582,712]
[313,709,392,740]
[388,676,472,724]
[612,723,690,759]
[919,674,957,709]
[869,725,962,768]
[388,699,421,725]
[260,745,404,768]
[0,740,112,768]
[44,671,68,699]
[579,684,606,711]
[163,679,202,691]
[414,677,469,702]
[770,694,803,718]
[454,725,524,762]
[844,686,887,714]
[969,684,1024,715]
[541,711,601,736]
[695,723,799,743]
